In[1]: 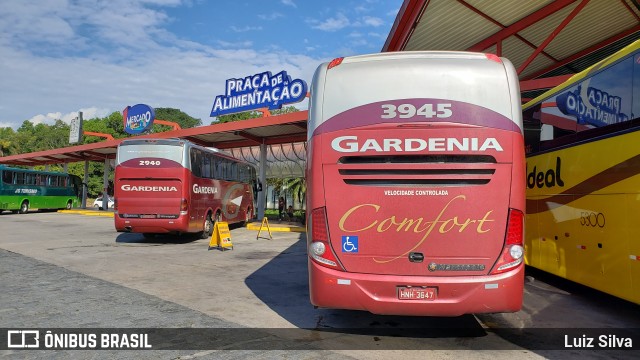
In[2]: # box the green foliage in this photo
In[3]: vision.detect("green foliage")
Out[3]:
[154,108,202,130]
[214,110,263,124]
[212,105,300,124]
[0,127,16,156]
[0,107,201,197]
[267,176,306,208]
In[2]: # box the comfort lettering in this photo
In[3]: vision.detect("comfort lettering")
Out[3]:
[338,195,494,263]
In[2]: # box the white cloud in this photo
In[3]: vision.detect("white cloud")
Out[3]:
[0,37,321,129]
[0,0,401,129]
[310,13,350,32]
[362,16,384,27]
[230,25,263,32]
[258,12,284,21]
[27,108,111,126]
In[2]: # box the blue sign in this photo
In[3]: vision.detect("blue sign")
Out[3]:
[341,235,358,253]
[210,71,308,117]
[123,104,155,134]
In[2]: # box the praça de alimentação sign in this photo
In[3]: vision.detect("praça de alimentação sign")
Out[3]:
[210,71,308,117]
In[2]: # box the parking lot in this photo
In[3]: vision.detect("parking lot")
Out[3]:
[1,211,639,359]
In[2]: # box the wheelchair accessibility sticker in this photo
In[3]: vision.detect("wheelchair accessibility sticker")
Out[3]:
[341,235,358,253]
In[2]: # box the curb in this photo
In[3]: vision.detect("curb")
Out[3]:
[58,210,114,217]
[246,223,306,233]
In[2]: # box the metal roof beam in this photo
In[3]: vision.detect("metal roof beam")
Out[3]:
[519,74,573,91]
[517,0,590,75]
[457,0,558,61]
[382,0,428,52]
[214,134,307,150]
[183,136,212,147]
[62,153,88,161]
[233,131,264,145]
[522,25,640,80]
[467,0,579,52]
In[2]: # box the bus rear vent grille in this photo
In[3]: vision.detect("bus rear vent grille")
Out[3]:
[338,154,496,187]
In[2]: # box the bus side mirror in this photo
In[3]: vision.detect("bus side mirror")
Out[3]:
[256,182,263,192]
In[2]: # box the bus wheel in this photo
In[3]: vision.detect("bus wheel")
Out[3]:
[19,201,29,214]
[244,208,252,225]
[66,200,73,210]
[201,213,214,239]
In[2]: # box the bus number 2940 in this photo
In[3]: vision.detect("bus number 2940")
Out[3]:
[139,160,161,166]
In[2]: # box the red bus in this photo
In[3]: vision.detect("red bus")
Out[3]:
[114,138,258,238]
[306,52,525,316]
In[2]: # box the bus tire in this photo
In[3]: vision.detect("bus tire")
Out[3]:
[66,200,73,210]
[243,207,252,225]
[19,201,29,214]
[200,213,214,239]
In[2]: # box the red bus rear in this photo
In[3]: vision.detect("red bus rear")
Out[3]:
[114,139,257,238]
[306,52,525,316]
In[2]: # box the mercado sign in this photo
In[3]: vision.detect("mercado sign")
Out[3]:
[210,71,308,117]
[123,104,155,135]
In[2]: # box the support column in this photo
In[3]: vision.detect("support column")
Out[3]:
[102,158,110,211]
[257,143,267,220]
[63,163,68,172]
[82,160,89,209]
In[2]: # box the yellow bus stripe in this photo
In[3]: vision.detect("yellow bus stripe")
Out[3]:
[526,153,640,214]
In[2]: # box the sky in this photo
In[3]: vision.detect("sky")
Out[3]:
[0,0,404,129]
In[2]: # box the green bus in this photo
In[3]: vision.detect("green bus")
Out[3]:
[0,165,82,214]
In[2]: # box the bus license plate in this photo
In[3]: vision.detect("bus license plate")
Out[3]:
[140,214,157,219]
[397,286,437,301]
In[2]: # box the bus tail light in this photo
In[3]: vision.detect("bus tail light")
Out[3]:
[490,209,524,275]
[327,57,344,69]
[180,198,188,215]
[309,207,343,271]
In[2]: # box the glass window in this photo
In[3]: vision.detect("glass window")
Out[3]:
[1,170,13,184]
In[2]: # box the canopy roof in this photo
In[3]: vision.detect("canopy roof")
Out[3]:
[383,0,640,98]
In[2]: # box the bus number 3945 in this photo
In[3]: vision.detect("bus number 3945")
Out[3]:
[381,103,452,119]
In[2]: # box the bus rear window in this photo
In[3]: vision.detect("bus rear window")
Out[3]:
[117,144,184,166]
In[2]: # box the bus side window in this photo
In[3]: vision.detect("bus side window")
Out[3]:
[2,170,13,184]
[230,162,238,181]
[202,155,212,179]
[191,148,202,177]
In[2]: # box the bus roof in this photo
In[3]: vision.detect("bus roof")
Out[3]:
[118,138,256,168]
[310,50,522,133]
[0,164,71,177]
[523,39,640,110]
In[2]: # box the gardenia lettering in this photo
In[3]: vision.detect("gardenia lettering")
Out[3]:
[121,185,178,192]
[193,184,218,194]
[331,136,503,153]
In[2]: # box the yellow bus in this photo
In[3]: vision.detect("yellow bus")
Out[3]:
[523,39,640,304]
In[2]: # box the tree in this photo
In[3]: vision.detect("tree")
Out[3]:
[214,110,263,124]
[212,105,301,124]
[153,108,202,132]
[0,127,16,156]
[267,176,306,209]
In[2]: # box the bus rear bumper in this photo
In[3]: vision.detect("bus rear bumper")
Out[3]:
[308,260,524,316]
[114,215,191,234]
